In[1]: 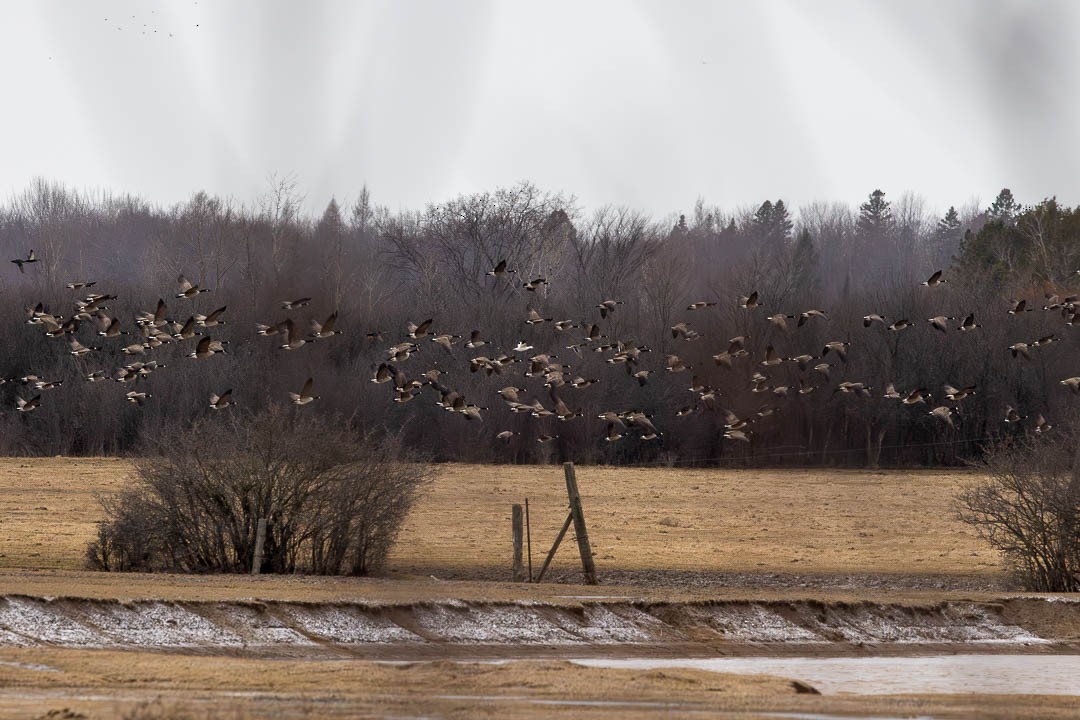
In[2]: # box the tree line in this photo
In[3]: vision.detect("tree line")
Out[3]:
[1,177,1078,467]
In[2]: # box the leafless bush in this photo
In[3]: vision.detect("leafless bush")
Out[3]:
[956,428,1080,592]
[87,405,433,575]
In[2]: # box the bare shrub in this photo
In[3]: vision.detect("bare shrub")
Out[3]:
[87,405,433,575]
[956,428,1080,592]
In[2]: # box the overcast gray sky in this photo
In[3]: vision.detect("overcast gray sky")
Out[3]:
[1,0,1077,218]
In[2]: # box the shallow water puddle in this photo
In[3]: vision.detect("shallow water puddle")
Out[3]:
[573,655,1080,695]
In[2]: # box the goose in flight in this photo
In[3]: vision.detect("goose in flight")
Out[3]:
[289,377,319,405]
[209,389,234,410]
[928,316,955,333]
[11,249,38,273]
[175,273,210,298]
[195,306,227,327]
[16,395,41,412]
[686,301,716,310]
[407,318,434,339]
[738,291,760,309]
[798,309,828,326]
[863,313,887,327]
[596,299,623,319]
[486,259,515,277]
[921,270,947,287]
[929,405,956,428]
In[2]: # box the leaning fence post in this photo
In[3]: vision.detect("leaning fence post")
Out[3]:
[512,504,525,582]
[251,517,267,575]
[564,462,597,584]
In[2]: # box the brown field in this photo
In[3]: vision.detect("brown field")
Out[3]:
[0,458,999,584]
[1,458,1055,720]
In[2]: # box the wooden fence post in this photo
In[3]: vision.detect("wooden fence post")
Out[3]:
[251,517,267,575]
[512,504,525,582]
[534,512,573,583]
[564,462,597,584]
[525,497,533,582]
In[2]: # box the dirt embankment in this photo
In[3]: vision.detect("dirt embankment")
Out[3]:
[0,594,1076,658]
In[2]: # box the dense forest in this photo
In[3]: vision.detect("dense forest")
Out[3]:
[1,177,1078,467]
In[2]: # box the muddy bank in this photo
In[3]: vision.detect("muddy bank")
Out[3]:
[0,595,1076,658]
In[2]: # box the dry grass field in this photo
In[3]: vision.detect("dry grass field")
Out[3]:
[0,458,999,584]
[0,459,1072,720]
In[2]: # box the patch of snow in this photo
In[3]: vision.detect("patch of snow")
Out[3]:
[702,604,824,643]
[413,604,580,644]
[0,598,103,646]
[214,604,316,646]
[279,604,422,644]
[78,601,243,647]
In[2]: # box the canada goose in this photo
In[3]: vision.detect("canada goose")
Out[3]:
[813,362,831,379]
[280,297,311,310]
[738,291,760,309]
[902,388,930,405]
[761,345,783,366]
[688,375,706,393]
[189,336,218,359]
[727,336,748,354]
[768,314,794,331]
[751,372,770,393]
[1060,377,1080,394]
[11,249,38,273]
[1034,334,1059,347]
[883,383,902,400]
[863,314,887,327]
[175,273,209,298]
[513,341,534,353]
[523,277,548,291]
[122,342,146,356]
[1008,299,1031,314]
[85,370,108,382]
[461,404,485,422]
[713,351,734,369]
[798,378,816,395]
[498,386,527,403]
[835,381,871,396]
[569,376,598,389]
[552,395,580,421]
[68,337,97,356]
[15,393,41,411]
[1004,405,1025,423]
[496,430,517,441]
[528,399,554,418]
[1009,342,1032,360]
[724,429,751,442]
[605,423,625,442]
[822,341,849,362]
[633,369,652,386]
[553,320,576,331]
[95,313,128,338]
[596,300,623,319]
[582,324,605,343]
[465,330,487,348]
[308,311,342,339]
[371,362,394,384]
[772,385,790,397]
[1034,414,1053,433]
[671,322,693,339]
[624,410,658,431]
[407,318,433,339]
[289,377,319,405]
[888,319,911,332]
[430,333,459,354]
[536,434,558,443]
[665,354,690,372]
[788,354,817,371]
[195,306,227,327]
[929,405,955,428]
[388,341,420,361]
[255,321,284,336]
[34,379,62,391]
[66,281,96,290]
[525,308,552,325]
[279,318,308,350]
[958,313,980,331]
[687,301,716,310]
[394,388,419,404]
[944,384,976,401]
[173,316,202,341]
[486,259,515,277]
[921,270,947,287]
[676,404,698,417]
[928,316,955,333]
[365,330,385,342]
[125,390,151,406]
[798,309,828,326]
[209,390,234,410]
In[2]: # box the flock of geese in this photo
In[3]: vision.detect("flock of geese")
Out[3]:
[9,252,1079,449]
[364,263,1080,447]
